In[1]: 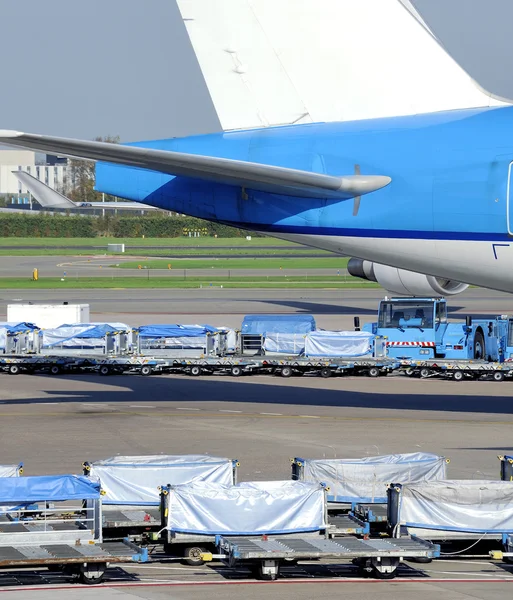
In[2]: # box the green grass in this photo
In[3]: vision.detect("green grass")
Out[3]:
[0,237,299,248]
[0,277,378,290]
[115,258,349,270]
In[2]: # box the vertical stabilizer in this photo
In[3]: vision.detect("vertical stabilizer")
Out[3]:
[176,0,505,131]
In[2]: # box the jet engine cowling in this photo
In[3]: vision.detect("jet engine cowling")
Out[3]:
[347,259,468,296]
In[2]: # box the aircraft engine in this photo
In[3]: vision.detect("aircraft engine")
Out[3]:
[347,259,468,296]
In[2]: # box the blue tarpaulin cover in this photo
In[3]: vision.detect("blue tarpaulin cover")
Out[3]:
[136,325,218,338]
[0,322,38,333]
[0,475,100,503]
[58,324,121,338]
[241,315,316,334]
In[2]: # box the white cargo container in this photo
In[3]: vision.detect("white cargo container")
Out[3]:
[7,304,90,329]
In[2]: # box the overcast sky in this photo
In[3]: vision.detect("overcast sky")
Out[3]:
[0,0,221,141]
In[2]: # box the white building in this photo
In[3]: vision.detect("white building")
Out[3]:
[0,150,68,198]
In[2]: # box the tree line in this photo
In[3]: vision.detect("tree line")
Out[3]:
[0,213,259,238]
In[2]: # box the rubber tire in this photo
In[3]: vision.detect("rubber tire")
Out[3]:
[257,563,279,581]
[409,557,432,564]
[453,370,464,381]
[493,371,505,382]
[49,365,61,376]
[182,545,206,566]
[405,368,415,377]
[79,572,104,585]
[281,366,292,378]
[8,364,20,375]
[368,367,380,378]
[474,331,486,360]
[320,368,331,378]
[419,368,431,379]
[372,568,397,580]
[140,365,152,377]
[99,365,111,376]
[190,365,201,377]
[231,366,242,377]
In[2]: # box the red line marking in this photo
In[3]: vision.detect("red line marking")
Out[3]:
[1,577,513,592]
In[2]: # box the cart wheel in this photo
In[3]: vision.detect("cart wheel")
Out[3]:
[231,366,242,377]
[319,368,331,378]
[79,572,104,585]
[99,365,111,376]
[493,371,505,382]
[419,368,431,379]
[140,365,152,377]
[49,365,61,376]
[257,561,280,580]
[367,367,380,378]
[452,370,464,381]
[190,365,202,377]
[372,567,397,579]
[409,557,432,564]
[8,364,20,375]
[281,366,292,378]
[182,545,206,566]
[79,563,106,585]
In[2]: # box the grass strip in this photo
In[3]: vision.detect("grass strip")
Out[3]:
[0,277,379,290]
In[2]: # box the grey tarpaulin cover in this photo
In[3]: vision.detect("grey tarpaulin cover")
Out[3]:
[263,333,306,355]
[167,481,326,535]
[396,480,513,533]
[304,331,374,357]
[0,465,21,478]
[88,455,235,505]
[299,453,447,503]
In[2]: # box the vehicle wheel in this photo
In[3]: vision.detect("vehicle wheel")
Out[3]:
[320,368,331,378]
[190,365,201,377]
[372,567,396,579]
[419,368,431,379]
[368,367,380,378]
[182,545,206,566]
[474,331,486,360]
[405,368,415,377]
[140,365,152,377]
[257,562,280,580]
[99,365,111,376]
[8,364,20,375]
[281,366,292,378]
[79,572,104,585]
[49,365,61,376]
[493,371,505,382]
[231,366,242,377]
[452,370,464,381]
[79,563,106,585]
[409,557,432,564]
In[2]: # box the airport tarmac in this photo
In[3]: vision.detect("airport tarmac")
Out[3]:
[0,287,511,329]
[0,287,512,598]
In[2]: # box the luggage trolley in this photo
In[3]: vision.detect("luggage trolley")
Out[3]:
[0,475,147,584]
[83,454,239,558]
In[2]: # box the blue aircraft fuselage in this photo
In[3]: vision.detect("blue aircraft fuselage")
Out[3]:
[95,106,513,240]
[94,106,513,292]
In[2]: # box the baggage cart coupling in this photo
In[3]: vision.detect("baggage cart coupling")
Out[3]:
[208,535,440,580]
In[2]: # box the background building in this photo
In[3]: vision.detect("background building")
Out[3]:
[0,151,68,205]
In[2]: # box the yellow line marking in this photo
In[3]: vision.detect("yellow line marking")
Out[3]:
[0,409,511,426]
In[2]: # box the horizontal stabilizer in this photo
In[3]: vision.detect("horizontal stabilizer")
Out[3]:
[1,131,391,199]
[14,171,161,211]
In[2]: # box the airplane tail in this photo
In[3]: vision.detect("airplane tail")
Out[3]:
[13,172,77,210]
[175,0,504,132]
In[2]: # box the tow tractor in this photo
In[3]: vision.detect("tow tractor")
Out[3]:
[364,297,513,380]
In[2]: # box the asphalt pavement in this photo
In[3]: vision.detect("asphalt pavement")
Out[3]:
[0,287,511,597]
